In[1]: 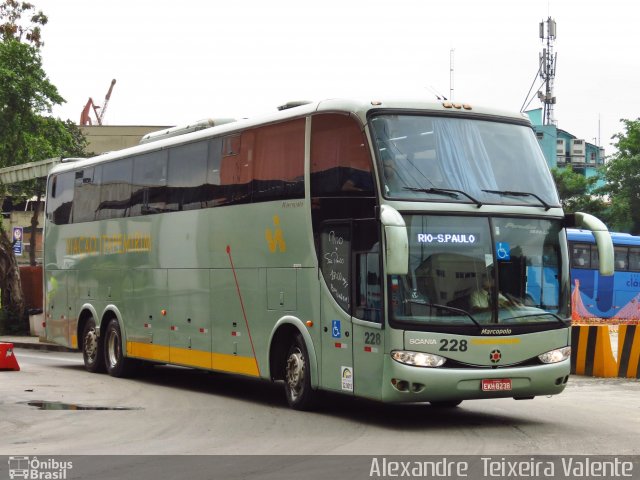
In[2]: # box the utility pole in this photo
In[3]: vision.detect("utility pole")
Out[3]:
[449,49,455,101]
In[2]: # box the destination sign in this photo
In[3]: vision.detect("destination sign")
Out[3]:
[416,233,478,244]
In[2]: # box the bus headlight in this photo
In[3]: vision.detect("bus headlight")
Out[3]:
[538,346,571,364]
[391,350,446,367]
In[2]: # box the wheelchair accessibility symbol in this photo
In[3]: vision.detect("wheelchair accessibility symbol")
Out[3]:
[496,242,511,261]
[331,320,341,338]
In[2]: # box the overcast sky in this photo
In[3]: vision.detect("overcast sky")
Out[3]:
[34,0,638,154]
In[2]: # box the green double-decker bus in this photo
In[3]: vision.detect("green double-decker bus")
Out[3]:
[44,98,613,409]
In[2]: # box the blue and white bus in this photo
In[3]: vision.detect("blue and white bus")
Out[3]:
[568,229,640,320]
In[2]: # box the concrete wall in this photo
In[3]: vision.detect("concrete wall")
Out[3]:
[81,125,171,155]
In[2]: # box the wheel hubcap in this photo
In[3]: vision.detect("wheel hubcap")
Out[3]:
[84,328,98,364]
[106,329,120,368]
[286,348,305,401]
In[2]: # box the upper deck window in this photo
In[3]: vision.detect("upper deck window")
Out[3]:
[310,113,374,197]
[97,158,132,219]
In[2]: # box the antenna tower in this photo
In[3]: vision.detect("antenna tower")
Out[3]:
[538,17,557,125]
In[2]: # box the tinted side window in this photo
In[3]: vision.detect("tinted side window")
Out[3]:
[354,219,382,322]
[571,243,591,269]
[590,245,599,270]
[311,113,374,197]
[629,247,640,272]
[614,246,629,271]
[205,138,226,207]
[252,119,305,202]
[320,222,351,313]
[217,133,252,205]
[47,171,74,225]
[73,167,102,223]
[131,151,168,216]
[167,141,208,211]
[97,158,132,219]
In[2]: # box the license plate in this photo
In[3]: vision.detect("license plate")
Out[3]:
[481,378,512,391]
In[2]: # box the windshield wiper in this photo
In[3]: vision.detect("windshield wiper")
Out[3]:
[481,189,552,211]
[403,187,482,208]
[501,312,567,325]
[424,303,483,330]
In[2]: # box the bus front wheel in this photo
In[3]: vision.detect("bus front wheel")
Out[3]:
[82,317,105,373]
[104,318,135,378]
[284,333,316,410]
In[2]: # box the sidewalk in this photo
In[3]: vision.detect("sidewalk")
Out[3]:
[0,335,75,352]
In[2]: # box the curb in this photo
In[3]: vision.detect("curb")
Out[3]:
[1,338,75,353]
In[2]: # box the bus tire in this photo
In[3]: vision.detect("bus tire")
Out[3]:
[104,318,135,378]
[284,333,316,410]
[82,317,105,373]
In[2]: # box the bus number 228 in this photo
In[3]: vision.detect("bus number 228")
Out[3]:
[439,339,468,352]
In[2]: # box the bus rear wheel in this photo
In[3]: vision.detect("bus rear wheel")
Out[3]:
[284,334,316,410]
[104,318,135,378]
[82,317,105,373]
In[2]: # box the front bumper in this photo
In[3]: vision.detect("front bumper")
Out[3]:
[381,355,570,403]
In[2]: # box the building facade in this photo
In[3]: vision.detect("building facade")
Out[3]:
[526,108,605,183]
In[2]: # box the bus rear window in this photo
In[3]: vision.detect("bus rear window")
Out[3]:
[46,172,74,225]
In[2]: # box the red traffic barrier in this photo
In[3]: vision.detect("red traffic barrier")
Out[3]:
[0,342,20,371]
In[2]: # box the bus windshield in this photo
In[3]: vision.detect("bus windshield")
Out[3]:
[389,215,569,327]
[370,114,560,207]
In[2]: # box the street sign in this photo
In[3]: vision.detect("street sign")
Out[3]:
[12,226,23,256]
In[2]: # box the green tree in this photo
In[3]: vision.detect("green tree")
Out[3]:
[0,0,47,47]
[0,1,84,331]
[8,119,87,265]
[597,119,640,234]
[550,166,608,219]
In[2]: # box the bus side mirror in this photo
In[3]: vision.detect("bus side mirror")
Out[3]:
[566,212,614,276]
[380,205,408,275]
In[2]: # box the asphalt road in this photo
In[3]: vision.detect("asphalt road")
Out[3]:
[1,348,639,456]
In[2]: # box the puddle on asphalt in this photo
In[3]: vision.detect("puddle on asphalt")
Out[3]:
[21,400,142,411]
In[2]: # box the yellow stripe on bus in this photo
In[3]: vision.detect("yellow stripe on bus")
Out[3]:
[126,341,260,377]
[471,338,521,345]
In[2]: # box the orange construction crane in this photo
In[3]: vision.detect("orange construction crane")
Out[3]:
[80,79,117,126]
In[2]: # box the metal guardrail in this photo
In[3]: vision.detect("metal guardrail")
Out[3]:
[0,157,61,184]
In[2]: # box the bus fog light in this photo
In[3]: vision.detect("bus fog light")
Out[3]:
[391,379,410,392]
[538,346,571,364]
[391,350,446,367]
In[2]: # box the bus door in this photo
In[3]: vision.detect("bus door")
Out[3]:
[319,222,354,394]
[350,219,385,401]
